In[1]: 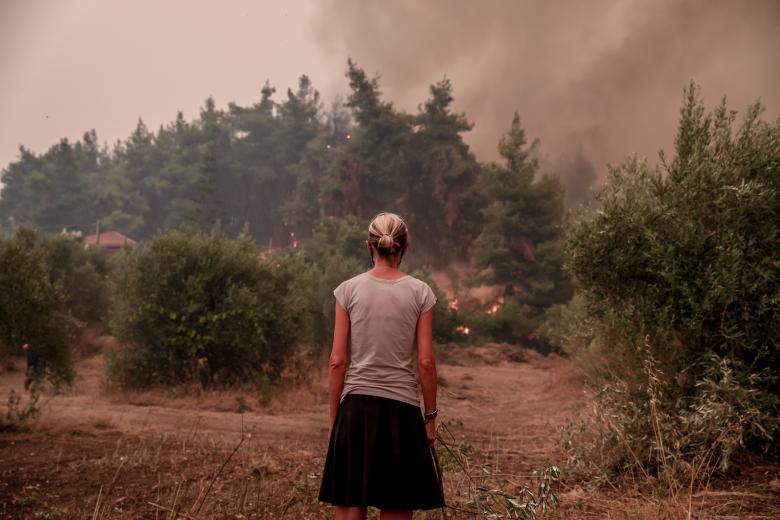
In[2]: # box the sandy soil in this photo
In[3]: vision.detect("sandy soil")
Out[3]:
[1,345,778,519]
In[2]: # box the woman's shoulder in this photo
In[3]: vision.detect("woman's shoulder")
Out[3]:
[339,271,369,285]
[403,275,437,313]
[334,272,369,292]
[402,274,434,290]
[337,272,432,292]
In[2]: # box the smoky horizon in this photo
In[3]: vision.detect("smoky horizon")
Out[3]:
[2,0,778,184]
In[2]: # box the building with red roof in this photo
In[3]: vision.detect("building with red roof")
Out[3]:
[83,231,137,250]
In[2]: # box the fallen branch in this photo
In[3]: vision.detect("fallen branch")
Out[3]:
[191,416,247,516]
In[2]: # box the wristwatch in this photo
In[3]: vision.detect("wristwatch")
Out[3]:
[423,409,438,422]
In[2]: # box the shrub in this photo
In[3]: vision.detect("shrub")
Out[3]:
[534,293,592,354]
[108,228,300,388]
[564,86,780,484]
[459,295,564,352]
[464,297,536,344]
[41,234,112,325]
[0,227,74,386]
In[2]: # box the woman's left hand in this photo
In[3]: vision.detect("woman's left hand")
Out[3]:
[425,418,436,446]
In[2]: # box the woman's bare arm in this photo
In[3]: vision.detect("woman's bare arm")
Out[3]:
[328,301,350,434]
[417,309,437,445]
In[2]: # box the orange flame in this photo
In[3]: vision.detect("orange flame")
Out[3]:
[486,296,505,315]
[455,325,470,335]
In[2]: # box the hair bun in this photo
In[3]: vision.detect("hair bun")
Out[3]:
[368,212,408,257]
[378,234,394,251]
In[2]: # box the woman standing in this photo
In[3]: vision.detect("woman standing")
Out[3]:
[318,212,445,519]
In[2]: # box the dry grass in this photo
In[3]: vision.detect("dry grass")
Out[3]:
[0,425,329,518]
[1,345,778,519]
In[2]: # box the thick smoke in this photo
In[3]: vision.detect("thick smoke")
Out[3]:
[312,0,780,188]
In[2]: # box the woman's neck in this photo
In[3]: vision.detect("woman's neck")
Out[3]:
[373,259,398,269]
[370,256,404,278]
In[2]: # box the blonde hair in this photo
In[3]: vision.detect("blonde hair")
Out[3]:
[368,212,409,256]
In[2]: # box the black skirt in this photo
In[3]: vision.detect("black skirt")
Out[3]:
[318,393,445,511]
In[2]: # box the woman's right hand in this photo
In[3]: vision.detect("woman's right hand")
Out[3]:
[425,418,436,446]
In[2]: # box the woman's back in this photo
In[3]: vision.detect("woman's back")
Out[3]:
[334,272,437,407]
[319,212,444,515]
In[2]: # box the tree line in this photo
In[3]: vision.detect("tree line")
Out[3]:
[0,61,578,267]
[0,60,581,390]
[0,60,576,347]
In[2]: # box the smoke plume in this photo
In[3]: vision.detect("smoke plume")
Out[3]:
[312,0,780,182]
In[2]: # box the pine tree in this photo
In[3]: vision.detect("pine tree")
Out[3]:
[474,113,572,338]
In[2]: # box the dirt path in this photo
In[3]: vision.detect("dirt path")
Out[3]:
[2,355,328,441]
[0,346,582,518]
[3,347,777,518]
[1,347,581,448]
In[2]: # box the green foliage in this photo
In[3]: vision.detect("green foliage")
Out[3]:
[680,354,778,470]
[562,350,779,489]
[438,422,561,519]
[466,466,561,519]
[295,216,366,348]
[565,85,780,482]
[0,62,487,267]
[107,228,300,388]
[0,62,571,357]
[464,297,541,348]
[534,293,592,354]
[40,234,111,325]
[321,62,482,265]
[472,113,573,346]
[0,228,74,386]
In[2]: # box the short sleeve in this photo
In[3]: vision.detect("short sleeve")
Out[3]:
[419,282,437,315]
[333,280,350,311]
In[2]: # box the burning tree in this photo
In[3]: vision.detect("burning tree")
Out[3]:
[471,113,573,345]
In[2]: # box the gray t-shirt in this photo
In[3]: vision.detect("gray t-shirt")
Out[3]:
[334,272,437,407]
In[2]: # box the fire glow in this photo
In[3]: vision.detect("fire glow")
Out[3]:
[455,325,470,335]
[486,296,505,316]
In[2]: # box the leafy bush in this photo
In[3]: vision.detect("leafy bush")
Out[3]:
[562,349,778,491]
[108,228,300,388]
[564,86,780,484]
[455,293,572,353]
[0,227,74,386]
[41,234,112,325]
[534,293,592,354]
[463,297,537,345]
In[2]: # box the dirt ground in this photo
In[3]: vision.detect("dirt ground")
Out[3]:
[1,344,778,519]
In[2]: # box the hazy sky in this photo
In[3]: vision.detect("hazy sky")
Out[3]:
[2,0,779,177]
[0,0,343,170]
